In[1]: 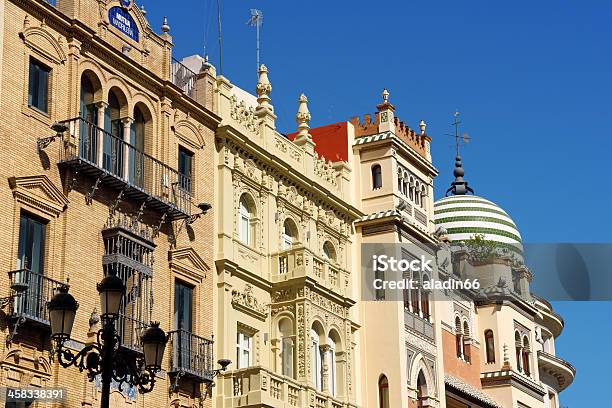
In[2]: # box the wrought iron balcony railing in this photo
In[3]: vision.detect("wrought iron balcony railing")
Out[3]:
[7,269,64,325]
[168,329,214,383]
[58,117,191,220]
[171,58,198,100]
[116,313,149,354]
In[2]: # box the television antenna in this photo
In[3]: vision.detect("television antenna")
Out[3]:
[247,9,264,75]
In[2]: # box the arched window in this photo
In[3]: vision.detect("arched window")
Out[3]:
[409,182,415,201]
[463,320,471,363]
[79,73,99,163]
[455,317,463,359]
[420,186,427,209]
[372,164,382,190]
[411,271,420,315]
[522,336,531,376]
[239,195,255,245]
[129,105,148,187]
[543,336,551,353]
[515,331,522,372]
[421,274,430,320]
[327,335,338,396]
[279,318,294,378]
[378,375,389,408]
[485,330,496,363]
[282,219,298,250]
[322,241,337,262]
[416,370,428,408]
[104,88,126,175]
[310,328,323,391]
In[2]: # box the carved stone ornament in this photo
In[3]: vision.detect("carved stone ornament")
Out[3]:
[231,284,268,320]
[230,95,259,134]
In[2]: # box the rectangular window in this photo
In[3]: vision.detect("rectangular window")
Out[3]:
[16,213,46,319]
[174,281,193,331]
[281,337,294,378]
[178,147,193,192]
[18,213,46,273]
[328,347,336,396]
[28,58,50,113]
[236,331,252,369]
[173,281,194,372]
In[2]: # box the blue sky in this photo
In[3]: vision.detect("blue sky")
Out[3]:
[140,0,610,405]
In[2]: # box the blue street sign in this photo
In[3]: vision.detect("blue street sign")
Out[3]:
[108,7,139,42]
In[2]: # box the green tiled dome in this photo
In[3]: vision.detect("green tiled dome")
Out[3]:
[434,195,521,244]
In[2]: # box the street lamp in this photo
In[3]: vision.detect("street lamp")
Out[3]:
[47,271,168,408]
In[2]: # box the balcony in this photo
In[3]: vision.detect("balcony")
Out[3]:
[57,117,191,220]
[224,366,352,408]
[6,269,64,326]
[537,351,576,391]
[171,58,199,100]
[272,246,348,295]
[168,329,214,383]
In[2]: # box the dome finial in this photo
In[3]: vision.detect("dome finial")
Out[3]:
[446,111,474,196]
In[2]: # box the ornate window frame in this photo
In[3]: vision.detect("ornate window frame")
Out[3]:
[20,18,67,125]
[8,175,68,277]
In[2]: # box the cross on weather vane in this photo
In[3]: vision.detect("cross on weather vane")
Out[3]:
[247,9,263,76]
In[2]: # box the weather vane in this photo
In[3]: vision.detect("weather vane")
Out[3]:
[452,111,471,157]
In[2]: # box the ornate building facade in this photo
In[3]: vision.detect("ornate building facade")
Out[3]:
[433,157,575,408]
[0,0,219,407]
[302,94,576,408]
[210,64,362,408]
[0,2,576,408]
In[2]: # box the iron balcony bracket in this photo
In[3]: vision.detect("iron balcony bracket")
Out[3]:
[6,316,26,346]
[86,176,104,205]
[67,169,79,192]
[153,212,169,238]
[136,199,151,224]
[109,187,128,215]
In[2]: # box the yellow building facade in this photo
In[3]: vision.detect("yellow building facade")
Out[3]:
[0,0,219,407]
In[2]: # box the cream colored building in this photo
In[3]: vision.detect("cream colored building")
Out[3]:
[207,63,362,408]
[0,1,219,407]
[301,96,576,408]
[434,163,576,408]
[350,93,444,408]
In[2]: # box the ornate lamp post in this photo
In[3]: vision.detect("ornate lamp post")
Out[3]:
[47,271,168,408]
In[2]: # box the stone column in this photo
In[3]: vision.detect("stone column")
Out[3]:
[270,338,281,374]
[320,344,331,393]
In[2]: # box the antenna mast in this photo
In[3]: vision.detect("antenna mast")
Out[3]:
[453,111,461,157]
[217,0,223,75]
[247,9,263,74]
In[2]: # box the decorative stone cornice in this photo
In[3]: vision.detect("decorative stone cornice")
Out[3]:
[232,284,268,320]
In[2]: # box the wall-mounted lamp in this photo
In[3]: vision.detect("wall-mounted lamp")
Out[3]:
[188,202,212,224]
[37,122,68,152]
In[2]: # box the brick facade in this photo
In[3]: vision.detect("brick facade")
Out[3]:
[0,1,218,407]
